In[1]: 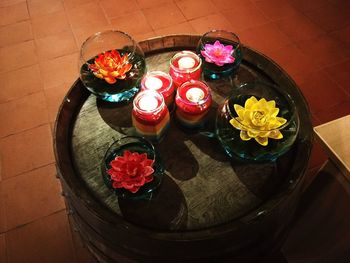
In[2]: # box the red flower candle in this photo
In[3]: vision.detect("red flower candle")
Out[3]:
[107,150,154,193]
[132,90,170,141]
[141,71,175,108]
[169,51,202,87]
[175,80,212,129]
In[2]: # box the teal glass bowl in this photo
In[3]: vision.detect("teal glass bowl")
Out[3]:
[102,136,164,200]
[215,82,300,162]
[196,29,242,80]
[79,30,146,103]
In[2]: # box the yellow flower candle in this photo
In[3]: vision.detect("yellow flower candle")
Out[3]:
[229,96,287,146]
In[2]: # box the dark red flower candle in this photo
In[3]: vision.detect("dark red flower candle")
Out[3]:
[107,150,154,193]
[175,80,212,129]
[132,90,170,141]
[169,51,202,87]
[141,71,175,108]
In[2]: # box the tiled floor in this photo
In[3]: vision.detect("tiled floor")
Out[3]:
[0,0,349,262]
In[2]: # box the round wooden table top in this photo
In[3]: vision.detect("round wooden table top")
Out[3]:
[54,35,313,235]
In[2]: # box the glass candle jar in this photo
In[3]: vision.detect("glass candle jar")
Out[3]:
[141,71,175,109]
[79,30,146,103]
[197,29,242,80]
[169,51,202,87]
[132,90,170,141]
[175,80,212,129]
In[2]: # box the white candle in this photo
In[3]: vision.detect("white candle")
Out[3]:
[145,76,163,90]
[138,95,158,111]
[186,87,205,103]
[178,56,196,69]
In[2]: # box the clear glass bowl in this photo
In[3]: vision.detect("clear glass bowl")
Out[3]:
[215,81,300,162]
[102,136,164,200]
[79,30,146,103]
[197,29,242,80]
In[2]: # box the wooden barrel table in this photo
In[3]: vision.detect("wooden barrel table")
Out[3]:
[54,35,313,262]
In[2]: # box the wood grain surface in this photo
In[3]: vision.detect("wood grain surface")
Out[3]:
[71,49,296,230]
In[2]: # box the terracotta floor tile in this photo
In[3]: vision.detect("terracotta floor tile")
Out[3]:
[110,10,153,36]
[6,211,76,263]
[0,92,49,138]
[189,13,233,35]
[71,23,113,48]
[330,25,350,48]
[100,0,140,19]
[275,13,325,42]
[0,188,6,232]
[67,2,109,30]
[133,31,157,43]
[143,2,186,30]
[175,0,217,20]
[298,70,348,113]
[211,0,247,11]
[254,0,300,21]
[63,0,97,9]
[0,64,42,103]
[266,44,321,84]
[288,0,330,12]
[0,0,25,8]
[44,83,71,122]
[305,4,350,32]
[0,2,29,26]
[328,0,350,9]
[35,30,78,61]
[27,0,64,18]
[323,59,350,95]
[136,0,169,9]
[2,164,64,231]
[297,35,350,68]
[0,124,55,179]
[0,40,38,72]
[39,53,79,90]
[314,100,350,124]
[31,11,71,39]
[238,22,292,56]
[308,141,328,169]
[0,233,6,263]
[0,21,33,47]
[155,21,196,36]
[221,1,269,32]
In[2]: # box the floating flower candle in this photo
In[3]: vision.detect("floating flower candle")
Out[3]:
[141,71,175,109]
[175,80,212,129]
[169,51,202,87]
[132,90,170,141]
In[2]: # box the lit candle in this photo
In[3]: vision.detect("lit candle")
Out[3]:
[186,88,204,102]
[132,90,170,141]
[169,51,202,87]
[141,71,175,109]
[175,80,212,129]
[138,96,158,111]
[178,57,196,69]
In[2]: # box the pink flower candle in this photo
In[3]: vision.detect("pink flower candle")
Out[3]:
[169,51,202,87]
[141,71,175,108]
[175,80,212,129]
[132,90,170,141]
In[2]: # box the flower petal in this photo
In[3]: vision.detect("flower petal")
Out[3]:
[240,131,251,141]
[255,136,268,146]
